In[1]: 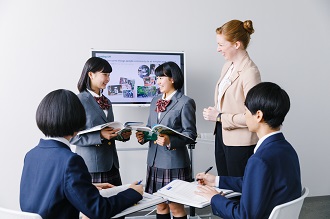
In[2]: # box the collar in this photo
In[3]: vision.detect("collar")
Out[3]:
[162,90,177,100]
[43,136,71,148]
[254,131,282,153]
[87,89,102,98]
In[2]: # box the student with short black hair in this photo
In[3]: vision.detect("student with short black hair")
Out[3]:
[196,82,301,219]
[20,89,143,219]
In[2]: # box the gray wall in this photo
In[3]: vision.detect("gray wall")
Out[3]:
[1,0,329,210]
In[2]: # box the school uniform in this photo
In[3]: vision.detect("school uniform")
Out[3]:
[20,138,142,219]
[70,90,121,185]
[143,91,197,193]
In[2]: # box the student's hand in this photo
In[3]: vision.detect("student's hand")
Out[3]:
[156,134,170,146]
[195,185,219,201]
[129,181,144,195]
[121,130,132,140]
[101,127,120,140]
[196,172,216,186]
[136,131,144,143]
[203,106,219,122]
[93,183,114,190]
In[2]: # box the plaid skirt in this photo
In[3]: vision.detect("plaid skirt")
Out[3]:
[90,166,122,186]
[145,165,192,194]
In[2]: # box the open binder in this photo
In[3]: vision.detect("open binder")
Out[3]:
[99,184,166,218]
[154,179,241,208]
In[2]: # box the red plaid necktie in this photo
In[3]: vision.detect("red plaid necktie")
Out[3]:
[94,95,110,110]
[155,99,171,113]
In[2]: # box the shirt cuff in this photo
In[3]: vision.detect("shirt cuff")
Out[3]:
[215,176,220,187]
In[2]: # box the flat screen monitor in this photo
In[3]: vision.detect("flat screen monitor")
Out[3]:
[91,50,185,106]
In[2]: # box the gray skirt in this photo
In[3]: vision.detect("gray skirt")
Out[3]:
[145,165,191,194]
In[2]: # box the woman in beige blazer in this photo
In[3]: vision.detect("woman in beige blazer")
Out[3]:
[203,20,261,177]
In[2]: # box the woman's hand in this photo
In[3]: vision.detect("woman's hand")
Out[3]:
[135,131,144,143]
[101,127,120,140]
[156,134,170,146]
[203,106,219,122]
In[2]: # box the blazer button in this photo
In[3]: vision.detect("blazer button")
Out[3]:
[108,142,111,145]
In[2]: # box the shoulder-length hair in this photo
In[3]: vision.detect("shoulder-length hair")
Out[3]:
[77,57,112,92]
[36,89,86,137]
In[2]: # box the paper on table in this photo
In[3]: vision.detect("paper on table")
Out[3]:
[154,179,239,208]
[99,184,166,218]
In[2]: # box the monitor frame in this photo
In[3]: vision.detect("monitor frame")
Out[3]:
[91,50,186,107]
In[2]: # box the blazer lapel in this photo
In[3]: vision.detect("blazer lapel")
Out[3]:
[217,53,251,107]
[158,92,181,123]
[84,91,108,122]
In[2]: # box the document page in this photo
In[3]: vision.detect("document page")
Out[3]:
[99,184,166,218]
[155,180,234,208]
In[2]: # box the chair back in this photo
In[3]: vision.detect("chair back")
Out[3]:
[0,207,42,219]
[268,187,309,219]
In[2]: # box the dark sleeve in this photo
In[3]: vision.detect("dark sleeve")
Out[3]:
[64,155,142,218]
[211,157,272,218]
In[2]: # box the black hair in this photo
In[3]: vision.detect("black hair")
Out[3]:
[245,82,290,129]
[77,57,112,92]
[36,89,86,137]
[155,61,184,90]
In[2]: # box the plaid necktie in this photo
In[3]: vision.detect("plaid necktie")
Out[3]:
[94,95,110,110]
[155,99,171,113]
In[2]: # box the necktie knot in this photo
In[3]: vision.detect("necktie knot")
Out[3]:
[94,95,110,110]
[155,99,171,113]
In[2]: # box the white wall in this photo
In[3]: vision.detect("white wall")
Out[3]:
[1,0,329,210]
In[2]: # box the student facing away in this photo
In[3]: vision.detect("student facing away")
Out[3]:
[196,82,301,219]
[20,89,143,219]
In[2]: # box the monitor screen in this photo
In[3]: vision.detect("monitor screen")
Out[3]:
[91,50,185,106]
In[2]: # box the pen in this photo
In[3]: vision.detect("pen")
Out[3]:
[197,166,213,182]
[136,180,143,185]
[204,166,213,174]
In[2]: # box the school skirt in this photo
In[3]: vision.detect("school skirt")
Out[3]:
[145,165,191,194]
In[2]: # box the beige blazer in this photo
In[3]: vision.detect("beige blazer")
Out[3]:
[214,53,261,146]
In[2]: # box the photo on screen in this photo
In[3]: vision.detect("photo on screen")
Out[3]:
[91,50,185,106]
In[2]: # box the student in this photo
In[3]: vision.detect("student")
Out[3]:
[196,82,301,219]
[70,57,130,186]
[20,89,143,219]
[203,19,261,177]
[136,62,197,219]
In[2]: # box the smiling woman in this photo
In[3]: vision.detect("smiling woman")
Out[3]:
[202,19,261,178]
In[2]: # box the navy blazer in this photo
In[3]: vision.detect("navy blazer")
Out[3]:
[210,133,301,219]
[20,139,142,219]
[70,91,119,173]
[144,91,197,169]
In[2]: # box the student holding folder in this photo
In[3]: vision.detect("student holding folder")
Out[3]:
[196,82,301,219]
[70,57,131,186]
[136,62,197,219]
